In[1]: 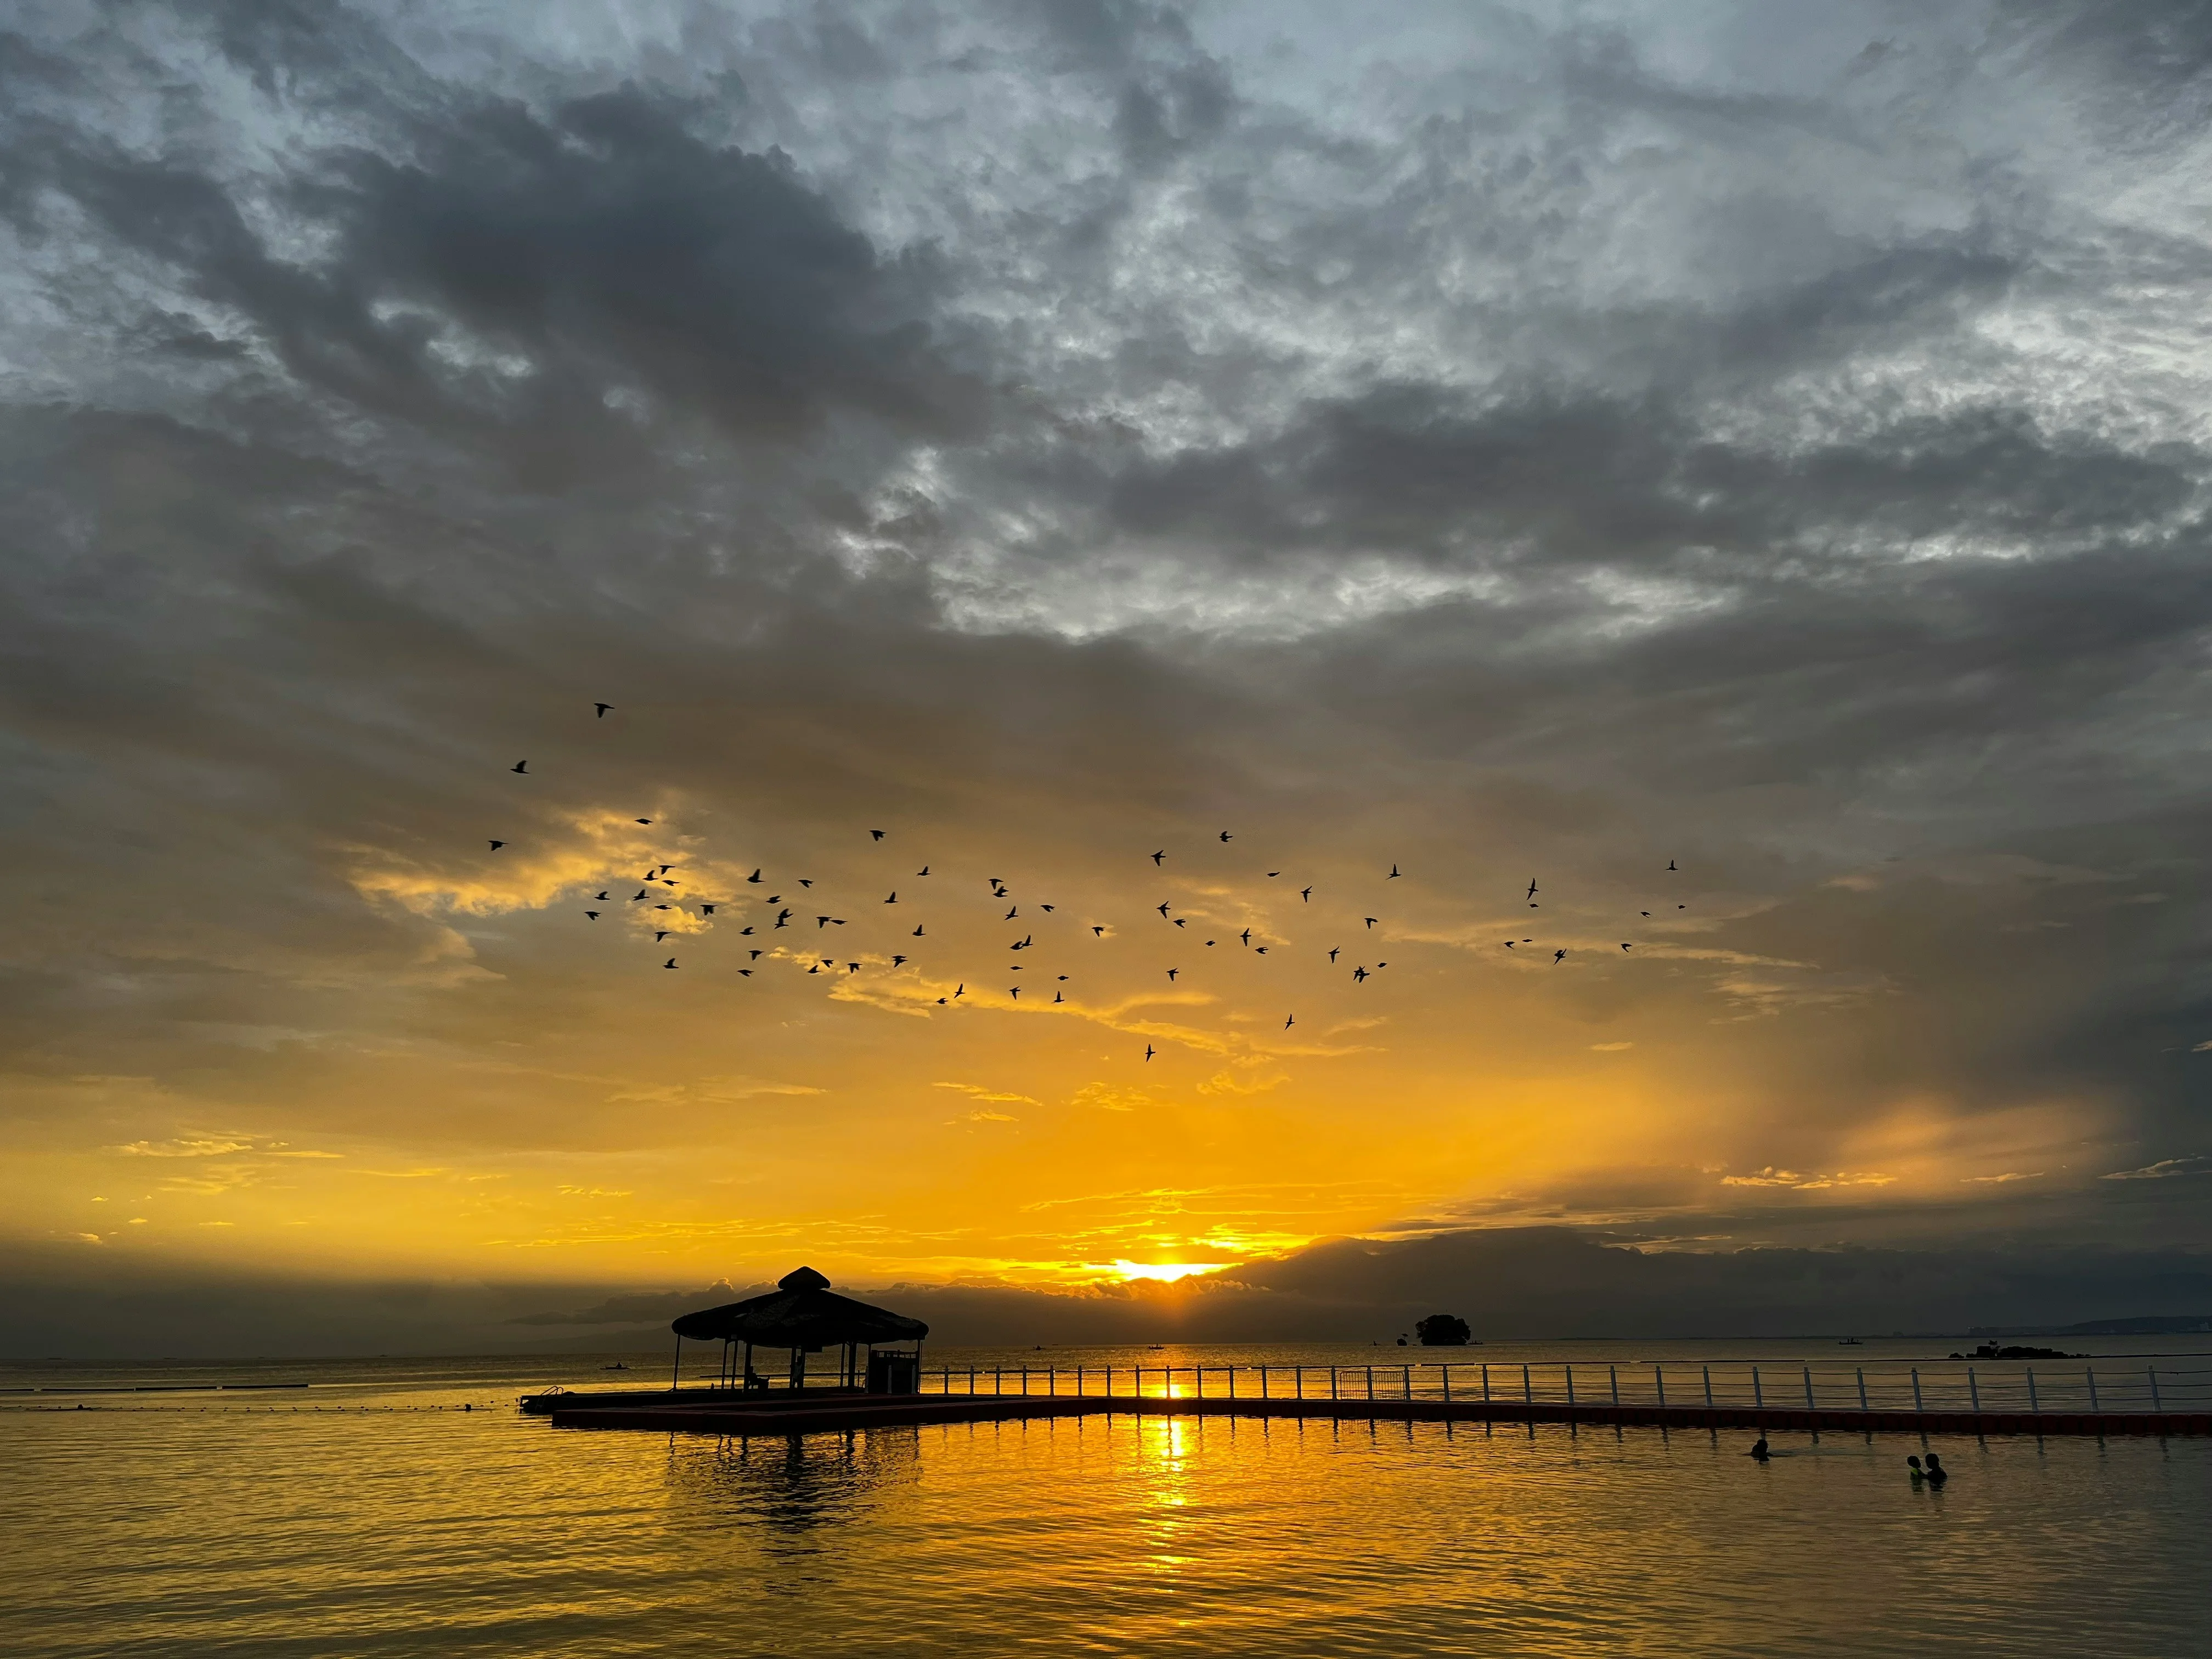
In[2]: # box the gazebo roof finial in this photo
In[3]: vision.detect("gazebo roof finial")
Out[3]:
[778,1265,831,1292]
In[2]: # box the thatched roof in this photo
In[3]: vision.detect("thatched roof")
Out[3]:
[670,1266,928,1348]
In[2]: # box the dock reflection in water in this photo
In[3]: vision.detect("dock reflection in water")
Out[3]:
[2,1358,2208,1657]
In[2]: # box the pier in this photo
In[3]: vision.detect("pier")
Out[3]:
[529,1358,2212,1438]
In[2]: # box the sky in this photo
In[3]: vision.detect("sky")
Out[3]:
[3,0,2211,1348]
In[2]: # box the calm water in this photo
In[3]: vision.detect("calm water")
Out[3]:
[4,1346,2207,1657]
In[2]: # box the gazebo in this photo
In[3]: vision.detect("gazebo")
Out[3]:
[670,1266,928,1395]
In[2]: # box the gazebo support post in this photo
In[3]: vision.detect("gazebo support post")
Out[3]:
[671,1334,681,1395]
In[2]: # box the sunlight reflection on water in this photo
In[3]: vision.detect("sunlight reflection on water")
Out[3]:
[2,1362,2206,1657]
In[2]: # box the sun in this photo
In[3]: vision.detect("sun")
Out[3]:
[1104,1260,1231,1283]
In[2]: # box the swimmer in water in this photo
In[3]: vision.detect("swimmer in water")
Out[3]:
[1906,1455,1924,1484]
[1923,1452,1948,1487]
[1748,1436,1771,1461]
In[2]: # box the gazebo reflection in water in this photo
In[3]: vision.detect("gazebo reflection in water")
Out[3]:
[670,1267,928,1396]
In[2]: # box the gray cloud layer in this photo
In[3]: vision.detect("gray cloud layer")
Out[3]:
[3,0,2210,1312]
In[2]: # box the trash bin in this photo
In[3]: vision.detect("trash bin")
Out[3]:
[867,1351,920,1395]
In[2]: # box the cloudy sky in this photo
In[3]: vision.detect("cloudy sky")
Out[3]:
[4,0,2211,1331]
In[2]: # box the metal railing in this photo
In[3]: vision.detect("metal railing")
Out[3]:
[902,1361,2211,1415]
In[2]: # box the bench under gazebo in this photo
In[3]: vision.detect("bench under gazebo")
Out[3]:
[669,1266,928,1396]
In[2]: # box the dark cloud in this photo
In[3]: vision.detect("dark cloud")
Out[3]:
[0,0,2208,1322]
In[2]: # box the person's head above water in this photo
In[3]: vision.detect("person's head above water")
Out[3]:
[1906,1456,1922,1470]
[1924,1453,1943,1468]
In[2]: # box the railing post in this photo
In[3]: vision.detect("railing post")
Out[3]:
[2149,1367,2163,1413]
[1967,1368,1979,1413]
[1702,1365,1713,1409]
[1442,1365,1452,1403]
[1482,1364,1491,1406]
[1610,1364,1620,1406]
[1803,1365,1815,1410]
[1228,1366,1237,1400]
[1365,1365,1374,1401]
[1295,1365,1304,1400]
[1049,1366,1056,1396]
[1402,1364,1411,1400]
[1330,1367,1339,1401]
[1752,1365,1763,1409]
[1260,1364,1268,1399]
[1522,1364,1533,1407]
[1655,1363,1666,1408]
[1911,1368,1923,1415]
[2027,1368,2039,1414]
[2087,1367,2099,1412]
[1856,1367,1868,1410]
[1565,1363,1576,1406]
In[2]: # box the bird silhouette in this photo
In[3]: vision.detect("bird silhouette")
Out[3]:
[664,958,678,969]
[1389,864,1401,878]
[1301,887,1312,902]
[1526,879,1538,899]
[1041,904,1055,913]
[885,893,897,904]
[1328,947,1340,962]
[918,866,930,876]
[1173,918,1187,927]
[953,984,964,998]
[594,891,609,901]
[1283,1014,1294,1029]
[775,910,792,928]
[1240,928,1252,946]
[892,955,907,966]
[1220,831,1233,842]
[1621,943,1632,951]
[738,969,753,977]
[848,963,860,973]
[1640,911,1651,917]
[749,950,764,960]
[632,890,647,901]
[1005,905,1018,919]
[1504,941,1515,948]
[1364,917,1378,929]
[1151,850,1165,865]
[913,925,926,936]
[1668,860,1677,871]
[1353,967,1368,983]
[585,911,599,920]
[748,870,763,883]
[1053,992,1064,1004]
[636,818,652,825]
[817,916,832,928]
[594,703,612,717]
[1009,986,1020,998]
[798,879,813,888]
[701,904,716,916]
[808,964,820,974]
[657,930,673,942]
[1166,968,1179,981]
[511,760,528,774]
[871,830,885,840]
[1554,950,1566,963]
[1157,902,1171,917]
[1144,1045,1156,1061]
[1255,946,1269,955]
[1092,926,1106,936]
[1267,871,1280,877]
[488,840,506,850]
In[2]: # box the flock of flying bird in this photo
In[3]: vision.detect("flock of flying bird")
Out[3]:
[484,703,1692,1062]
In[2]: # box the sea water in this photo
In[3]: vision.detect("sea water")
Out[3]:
[3,1345,2206,1657]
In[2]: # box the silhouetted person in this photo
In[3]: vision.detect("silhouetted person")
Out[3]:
[1923,1452,1948,1487]
[1748,1436,1770,1461]
[1906,1455,1925,1485]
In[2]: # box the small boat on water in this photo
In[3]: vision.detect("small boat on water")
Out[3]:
[1838,1338,1864,1346]
[602,1362,630,1370]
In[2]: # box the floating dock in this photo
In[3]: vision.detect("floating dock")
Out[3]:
[533,1389,2210,1438]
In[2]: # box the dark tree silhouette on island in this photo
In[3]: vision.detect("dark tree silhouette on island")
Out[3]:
[1414,1313,1472,1346]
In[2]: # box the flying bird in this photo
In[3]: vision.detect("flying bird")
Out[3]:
[1053,992,1064,1004]
[798,879,814,888]
[1328,947,1340,962]
[1009,987,1020,999]
[1504,941,1514,948]
[1166,968,1179,981]
[1554,950,1567,963]
[1144,1045,1156,1062]
[953,984,964,998]
[1353,967,1368,983]
[1640,911,1651,917]
[594,891,609,901]
[1092,926,1106,936]
[749,950,764,960]
[1389,865,1401,878]
[1041,904,1054,913]
[1158,902,1171,917]
[1255,946,1269,955]
[1284,1014,1295,1029]
[511,761,528,774]
[817,916,832,928]
[738,970,752,978]
[917,866,930,876]
[1621,943,1633,951]
[886,893,898,904]
[1239,928,1251,946]
[636,819,652,825]
[664,958,678,969]
[748,870,763,883]
[1173,918,1186,928]
[595,703,612,718]
[1527,879,1538,899]
[1220,831,1233,842]
[892,955,907,966]
[1151,850,1165,865]
[1668,860,1677,871]
[775,910,793,928]
[848,963,860,973]
[1006,906,1019,919]
[701,905,716,916]
[1267,871,1279,877]
[871,830,885,840]
[1364,917,1378,929]
[488,840,506,850]
[585,911,599,920]
[1300,887,1312,901]
[632,890,647,901]
[655,930,670,942]
[913,926,926,936]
